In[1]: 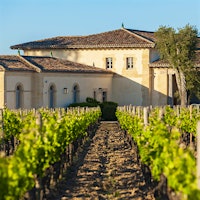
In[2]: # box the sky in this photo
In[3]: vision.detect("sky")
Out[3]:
[0,0,200,55]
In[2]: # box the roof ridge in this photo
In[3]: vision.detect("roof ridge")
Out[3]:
[23,55,53,59]
[44,29,132,39]
[11,28,156,50]
[83,28,121,36]
[126,28,155,33]
[123,28,155,45]
[19,56,41,72]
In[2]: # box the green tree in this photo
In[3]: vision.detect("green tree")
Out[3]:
[155,24,198,106]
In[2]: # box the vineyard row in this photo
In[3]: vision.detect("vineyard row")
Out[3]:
[116,105,200,200]
[0,107,101,200]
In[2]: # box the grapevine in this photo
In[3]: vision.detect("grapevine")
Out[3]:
[0,107,101,200]
[116,105,200,199]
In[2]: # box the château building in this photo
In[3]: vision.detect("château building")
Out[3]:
[0,27,199,109]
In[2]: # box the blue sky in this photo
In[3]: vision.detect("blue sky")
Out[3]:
[1,0,200,55]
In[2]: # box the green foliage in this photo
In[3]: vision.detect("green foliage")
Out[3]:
[116,106,200,199]
[3,108,22,140]
[69,98,118,121]
[86,97,100,104]
[186,70,200,103]
[155,24,198,70]
[68,102,97,107]
[155,24,199,105]
[177,107,200,137]
[100,101,118,121]
[69,97,99,108]
[0,107,101,200]
[162,106,177,127]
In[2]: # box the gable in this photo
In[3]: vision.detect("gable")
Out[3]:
[0,55,113,74]
[0,55,38,72]
[11,28,155,50]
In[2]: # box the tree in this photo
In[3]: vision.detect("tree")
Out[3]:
[155,24,198,106]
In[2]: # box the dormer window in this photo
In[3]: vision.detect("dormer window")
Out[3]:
[106,57,112,69]
[126,57,133,69]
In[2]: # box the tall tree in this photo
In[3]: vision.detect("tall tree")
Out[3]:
[155,24,198,106]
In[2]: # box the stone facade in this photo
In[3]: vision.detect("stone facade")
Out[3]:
[23,48,155,106]
[0,56,113,109]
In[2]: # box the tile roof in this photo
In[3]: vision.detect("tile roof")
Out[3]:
[23,56,113,73]
[0,55,38,72]
[10,28,155,50]
[149,51,200,68]
[0,55,113,74]
[149,59,170,68]
[126,29,156,42]
[10,28,200,51]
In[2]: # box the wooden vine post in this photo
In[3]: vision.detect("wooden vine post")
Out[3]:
[143,107,148,126]
[197,121,200,189]
[132,106,136,115]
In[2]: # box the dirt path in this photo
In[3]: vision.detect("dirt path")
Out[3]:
[47,122,155,200]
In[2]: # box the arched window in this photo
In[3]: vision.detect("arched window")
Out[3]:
[73,84,80,103]
[49,84,56,108]
[16,84,23,109]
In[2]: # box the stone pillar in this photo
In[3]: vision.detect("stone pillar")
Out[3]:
[168,74,173,106]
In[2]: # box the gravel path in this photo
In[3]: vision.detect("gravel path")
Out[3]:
[47,122,155,200]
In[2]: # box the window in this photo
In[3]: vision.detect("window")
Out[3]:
[93,91,97,100]
[16,84,23,109]
[73,84,80,103]
[49,84,56,108]
[126,57,133,69]
[102,91,107,102]
[106,57,112,69]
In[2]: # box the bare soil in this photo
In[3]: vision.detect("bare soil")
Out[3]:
[46,122,155,200]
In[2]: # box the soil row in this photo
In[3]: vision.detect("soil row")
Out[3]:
[46,122,155,200]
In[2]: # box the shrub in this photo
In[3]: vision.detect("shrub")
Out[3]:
[86,97,100,104]
[100,101,118,121]
[68,102,98,107]
[68,98,118,121]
